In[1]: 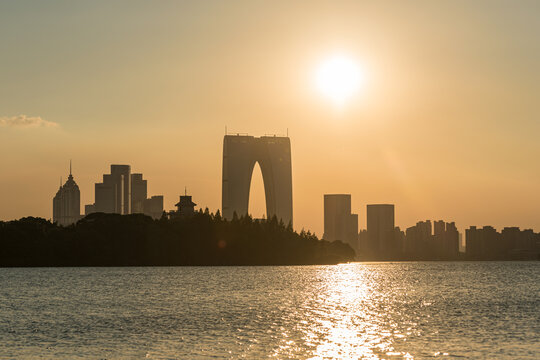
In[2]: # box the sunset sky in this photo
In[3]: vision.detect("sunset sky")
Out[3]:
[1,0,539,236]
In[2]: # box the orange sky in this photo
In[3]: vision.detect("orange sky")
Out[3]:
[1,1,539,236]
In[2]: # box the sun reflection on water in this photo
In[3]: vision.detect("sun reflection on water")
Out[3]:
[272,264,420,359]
[2,264,537,359]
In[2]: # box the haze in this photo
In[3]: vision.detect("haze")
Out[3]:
[1,0,539,236]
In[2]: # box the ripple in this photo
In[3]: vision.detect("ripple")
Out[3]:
[0,262,538,359]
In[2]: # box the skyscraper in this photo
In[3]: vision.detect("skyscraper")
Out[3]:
[323,194,358,252]
[93,165,131,214]
[466,226,499,259]
[52,162,81,226]
[86,165,163,218]
[131,173,147,214]
[94,174,115,213]
[110,165,131,215]
[366,204,395,259]
[433,220,446,258]
[445,222,460,258]
[434,220,445,236]
[222,134,293,226]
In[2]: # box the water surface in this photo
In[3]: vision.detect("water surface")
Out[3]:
[0,262,538,359]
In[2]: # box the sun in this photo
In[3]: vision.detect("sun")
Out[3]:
[315,55,364,105]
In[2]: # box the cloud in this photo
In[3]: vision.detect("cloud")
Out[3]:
[0,115,59,128]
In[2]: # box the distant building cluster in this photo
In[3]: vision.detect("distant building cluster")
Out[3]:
[323,195,539,260]
[466,226,539,260]
[52,163,197,226]
[403,220,459,260]
[84,165,163,219]
[83,165,163,220]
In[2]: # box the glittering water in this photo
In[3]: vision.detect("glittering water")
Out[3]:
[0,262,538,359]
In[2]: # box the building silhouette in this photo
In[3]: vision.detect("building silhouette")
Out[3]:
[93,175,114,214]
[323,194,358,252]
[169,190,197,218]
[222,134,293,225]
[466,226,539,260]
[466,226,498,259]
[404,220,432,257]
[442,222,459,258]
[365,204,396,259]
[111,164,131,214]
[90,165,131,214]
[143,195,164,219]
[405,220,459,259]
[355,203,462,260]
[501,227,536,257]
[52,162,81,226]
[85,165,163,218]
[129,173,163,219]
[131,173,147,214]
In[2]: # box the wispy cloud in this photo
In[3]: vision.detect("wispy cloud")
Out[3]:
[0,115,59,128]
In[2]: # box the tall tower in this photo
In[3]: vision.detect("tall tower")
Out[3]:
[52,161,81,226]
[131,173,148,213]
[222,134,293,226]
[93,164,131,214]
[366,204,395,258]
[323,194,358,251]
[110,165,131,215]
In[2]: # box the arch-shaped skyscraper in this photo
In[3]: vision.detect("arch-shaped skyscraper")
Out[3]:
[222,135,293,226]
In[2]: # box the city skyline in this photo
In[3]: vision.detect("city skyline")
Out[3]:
[1,1,540,236]
[44,150,540,237]
[1,2,539,360]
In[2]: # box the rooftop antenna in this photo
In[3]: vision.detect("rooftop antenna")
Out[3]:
[60,176,62,188]
[69,159,72,175]
[185,186,187,196]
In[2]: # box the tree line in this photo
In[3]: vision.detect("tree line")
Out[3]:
[0,210,355,266]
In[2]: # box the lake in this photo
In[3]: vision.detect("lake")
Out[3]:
[0,262,538,359]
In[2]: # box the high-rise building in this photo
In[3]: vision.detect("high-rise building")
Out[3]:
[144,195,164,219]
[111,165,131,215]
[445,222,460,258]
[404,220,459,259]
[466,226,498,259]
[358,229,369,254]
[433,220,446,257]
[467,226,538,260]
[366,204,395,259]
[404,220,432,258]
[94,174,115,213]
[85,164,163,218]
[131,173,147,214]
[434,220,445,236]
[90,165,131,214]
[323,194,358,252]
[222,134,293,226]
[52,162,81,226]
